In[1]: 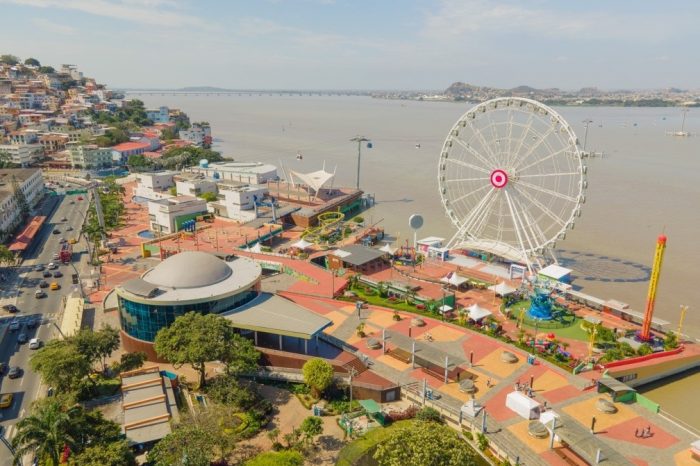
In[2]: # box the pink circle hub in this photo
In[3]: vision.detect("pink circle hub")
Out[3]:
[490,169,508,188]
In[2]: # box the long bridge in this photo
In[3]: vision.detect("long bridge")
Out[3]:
[124,90,374,97]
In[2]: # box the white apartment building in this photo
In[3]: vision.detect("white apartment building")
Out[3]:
[175,175,217,198]
[185,161,278,185]
[0,168,44,236]
[0,144,43,166]
[179,123,211,147]
[133,171,177,201]
[68,144,114,169]
[211,183,268,222]
[146,106,169,124]
[147,196,208,234]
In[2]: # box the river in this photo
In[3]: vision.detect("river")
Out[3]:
[134,94,700,428]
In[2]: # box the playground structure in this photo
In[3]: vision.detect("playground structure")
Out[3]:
[639,234,667,341]
[253,195,279,223]
[528,288,554,320]
[393,241,420,266]
[301,211,345,244]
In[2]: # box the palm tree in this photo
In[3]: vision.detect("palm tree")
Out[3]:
[12,400,78,466]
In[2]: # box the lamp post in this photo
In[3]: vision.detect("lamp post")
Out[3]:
[582,119,593,151]
[350,136,371,190]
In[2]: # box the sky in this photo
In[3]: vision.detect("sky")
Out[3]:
[1,0,698,90]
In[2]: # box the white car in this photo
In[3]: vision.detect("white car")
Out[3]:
[47,263,58,270]
[28,338,41,350]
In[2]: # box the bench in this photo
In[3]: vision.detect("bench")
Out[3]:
[387,347,411,364]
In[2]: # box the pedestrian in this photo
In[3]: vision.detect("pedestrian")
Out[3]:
[635,428,639,438]
[543,401,548,410]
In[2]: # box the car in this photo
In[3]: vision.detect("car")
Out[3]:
[53,271,63,278]
[60,217,67,222]
[66,226,73,231]
[50,282,60,290]
[27,318,39,329]
[0,362,7,374]
[28,338,41,350]
[43,270,52,278]
[17,333,27,344]
[35,289,46,299]
[77,196,84,201]
[52,253,60,260]
[8,321,19,332]
[0,394,13,409]
[39,280,49,288]
[52,229,60,235]
[69,238,77,244]
[69,200,75,205]
[34,264,45,272]
[8,367,21,379]
[47,262,57,270]
[59,238,67,244]
[2,304,18,313]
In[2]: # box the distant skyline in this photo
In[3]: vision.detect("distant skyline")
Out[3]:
[1,0,699,90]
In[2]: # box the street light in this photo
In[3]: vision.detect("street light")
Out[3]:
[582,119,593,151]
[350,136,371,190]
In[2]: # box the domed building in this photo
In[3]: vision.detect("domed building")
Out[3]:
[116,251,262,354]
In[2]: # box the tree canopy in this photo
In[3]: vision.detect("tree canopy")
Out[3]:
[86,99,151,127]
[0,54,19,65]
[24,57,40,66]
[147,423,215,466]
[302,358,334,397]
[30,339,92,392]
[373,421,476,466]
[73,325,120,372]
[154,312,258,387]
[68,441,136,466]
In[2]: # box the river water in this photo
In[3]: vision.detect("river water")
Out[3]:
[135,94,700,427]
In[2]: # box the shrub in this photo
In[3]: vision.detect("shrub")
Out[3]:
[416,407,442,423]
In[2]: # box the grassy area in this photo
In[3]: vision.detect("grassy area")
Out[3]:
[336,420,413,466]
[343,287,419,313]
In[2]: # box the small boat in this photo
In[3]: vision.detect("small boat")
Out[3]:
[296,152,303,160]
[415,143,421,149]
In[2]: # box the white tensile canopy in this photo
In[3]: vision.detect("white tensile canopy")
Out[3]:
[440,272,469,287]
[488,282,517,296]
[379,243,398,255]
[291,238,313,250]
[289,166,336,199]
[248,242,262,253]
[467,303,492,321]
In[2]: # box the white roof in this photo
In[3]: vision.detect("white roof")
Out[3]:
[379,243,398,255]
[506,391,540,409]
[488,282,517,296]
[468,303,492,321]
[248,242,262,253]
[145,251,231,288]
[440,272,468,286]
[539,264,572,280]
[417,236,444,245]
[291,238,313,250]
[539,410,559,426]
[438,304,453,313]
[289,169,335,193]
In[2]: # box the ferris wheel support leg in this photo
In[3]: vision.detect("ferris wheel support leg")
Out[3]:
[504,190,533,273]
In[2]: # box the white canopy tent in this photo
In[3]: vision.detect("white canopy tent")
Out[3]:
[467,303,492,321]
[488,282,517,296]
[247,242,262,253]
[506,391,541,420]
[440,272,469,287]
[291,238,313,250]
[438,304,453,314]
[379,243,398,255]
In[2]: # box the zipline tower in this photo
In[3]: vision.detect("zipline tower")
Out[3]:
[640,234,667,341]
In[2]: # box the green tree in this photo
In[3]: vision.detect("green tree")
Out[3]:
[0,150,17,168]
[416,406,442,423]
[147,423,215,466]
[637,343,653,356]
[160,127,177,140]
[199,191,218,202]
[206,374,256,409]
[114,351,147,373]
[154,312,238,387]
[12,400,78,466]
[39,65,55,74]
[245,450,304,466]
[24,57,40,66]
[0,245,15,266]
[302,358,334,398]
[221,332,259,377]
[0,54,19,65]
[664,332,679,350]
[127,154,153,171]
[299,416,323,447]
[68,441,136,466]
[72,325,120,372]
[30,339,92,392]
[373,421,476,466]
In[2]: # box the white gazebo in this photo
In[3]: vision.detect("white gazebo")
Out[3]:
[467,303,492,322]
[379,243,398,255]
[438,304,453,315]
[488,282,517,297]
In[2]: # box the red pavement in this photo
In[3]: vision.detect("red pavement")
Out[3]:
[540,384,582,404]
[409,367,445,389]
[461,334,507,365]
[600,417,680,449]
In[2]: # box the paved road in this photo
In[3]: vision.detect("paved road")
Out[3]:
[0,187,91,463]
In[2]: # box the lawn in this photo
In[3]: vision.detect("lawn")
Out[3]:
[520,316,589,341]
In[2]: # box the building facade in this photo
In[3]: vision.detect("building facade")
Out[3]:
[145,106,169,124]
[179,123,211,147]
[147,195,207,234]
[0,144,43,166]
[185,161,278,184]
[68,144,113,169]
[0,168,44,237]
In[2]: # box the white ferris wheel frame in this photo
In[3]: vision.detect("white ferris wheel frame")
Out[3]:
[437,97,587,271]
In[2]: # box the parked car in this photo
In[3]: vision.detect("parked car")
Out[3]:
[66,226,73,231]
[8,321,19,332]
[2,304,18,313]
[0,362,7,374]
[8,367,21,379]
[17,333,27,344]
[29,338,41,350]
[0,393,13,408]
[27,318,39,329]
[77,196,84,201]
[34,264,45,272]
[53,271,63,278]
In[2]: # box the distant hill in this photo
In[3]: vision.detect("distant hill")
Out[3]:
[176,86,233,92]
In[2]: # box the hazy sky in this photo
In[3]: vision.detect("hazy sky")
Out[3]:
[1,0,698,90]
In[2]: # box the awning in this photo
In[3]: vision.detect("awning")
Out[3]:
[468,303,492,321]
[488,282,517,296]
[291,238,313,250]
[8,216,46,252]
[358,399,381,414]
[598,376,636,394]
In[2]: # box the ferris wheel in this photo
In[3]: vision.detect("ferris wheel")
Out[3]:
[438,97,587,270]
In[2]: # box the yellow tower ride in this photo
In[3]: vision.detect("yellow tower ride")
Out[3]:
[640,234,667,341]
